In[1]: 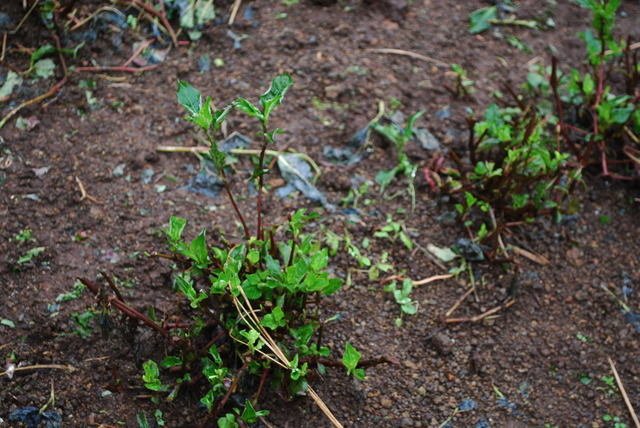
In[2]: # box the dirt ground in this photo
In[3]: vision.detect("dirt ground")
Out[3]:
[1,0,640,427]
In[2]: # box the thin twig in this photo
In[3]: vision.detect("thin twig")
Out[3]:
[0,77,67,130]
[412,273,455,286]
[75,176,103,204]
[10,0,40,34]
[444,286,475,318]
[0,364,76,377]
[229,0,242,26]
[445,299,516,323]
[608,356,640,428]
[365,48,448,67]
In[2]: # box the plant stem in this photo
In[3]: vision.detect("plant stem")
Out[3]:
[206,130,250,239]
[256,121,270,240]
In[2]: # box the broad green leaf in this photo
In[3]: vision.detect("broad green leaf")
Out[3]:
[34,59,55,79]
[137,412,151,428]
[611,106,634,124]
[469,6,497,34]
[343,343,363,379]
[217,413,239,428]
[186,95,213,131]
[166,216,186,243]
[240,399,268,423]
[582,73,595,95]
[160,355,183,368]
[260,74,293,119]
[177,80,202,116]
[261,306,286,329]
[235,97,263,119]
[189,229,210,266]
[142,360,162,391]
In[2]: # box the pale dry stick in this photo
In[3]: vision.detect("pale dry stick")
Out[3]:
[75,176,103,204]
[412,273,455,287]
[10,0,40,34]
[1,32,7,62]
[608,356,640,428]
[229,0,242,26]
[445,299,516,324]
[156,144,322,179]
[365,48,448,68]
[0,364,76,378]
[70,6,127,31]
[488,205,507,256]
[511,246,550,266]
[444,286,475,318]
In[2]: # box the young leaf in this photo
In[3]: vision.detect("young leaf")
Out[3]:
[343,343,365,380]
[235,97,263,119]
[177,80,202,116]
[30,44,56,67]
[142,360,162,391]
[404,110,427,143]
[469,6,497,34]
[260,74,293,119]
[166,216,186,243]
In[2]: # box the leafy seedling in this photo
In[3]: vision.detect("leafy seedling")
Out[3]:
[373,110,426,212]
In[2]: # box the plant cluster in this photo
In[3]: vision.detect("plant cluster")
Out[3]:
[429,0,638,261]
[80,75,371,427]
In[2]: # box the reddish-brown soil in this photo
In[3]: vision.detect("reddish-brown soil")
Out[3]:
[1,1,640,427]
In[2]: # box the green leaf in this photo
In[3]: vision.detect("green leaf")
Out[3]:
[30,44,56,67]
[186,95,213,131]
[309,248,328,271]
[375,168,398,194]
[343,343,363,379]
[160,355,183,368]
[260,74,293,119]
[261,306,287,329]
[240,400,268,423]
[218,413,239,428]
[469,6,497,34]
[404,109,426,143]
[137,412,151,428]
[177,80,202,116]
[189,229,210,266]
[611,106,634,124]
[142,360,162,391]
[235,97,263,119]
[166,216,187,243]
[582,73,595,95]
[34,59,55,79]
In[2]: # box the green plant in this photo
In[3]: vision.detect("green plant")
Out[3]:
[374,214,413,250]
[603,414,626,428]
[80,75,378,427]
[383,279,418,327]
[549,0,640,179]
[448,64,475,98]
[373,110,426,212]
[431,99,578,260]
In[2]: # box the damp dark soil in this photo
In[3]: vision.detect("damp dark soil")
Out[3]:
[1,1,640,427]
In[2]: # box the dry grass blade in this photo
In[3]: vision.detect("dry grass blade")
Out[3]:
[229,284,344,428]
[365,48,448,67]
[0,364,76,377]
[608,356,640,428]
